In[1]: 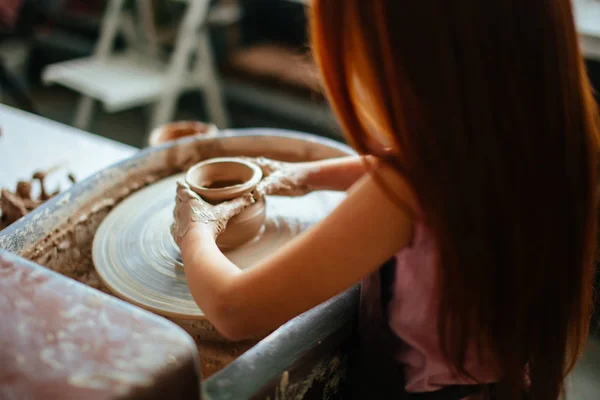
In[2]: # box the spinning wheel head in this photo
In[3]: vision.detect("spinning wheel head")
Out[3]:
[92,173,345,320]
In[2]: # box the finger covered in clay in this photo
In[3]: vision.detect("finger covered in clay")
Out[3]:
[172,180,257,246]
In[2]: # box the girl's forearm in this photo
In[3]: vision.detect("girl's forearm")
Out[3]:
[301,155,376,192]
[180,228,242,331]
[180,232,277,340]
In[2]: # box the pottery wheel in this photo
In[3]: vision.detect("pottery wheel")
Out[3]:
[93,173,345,319]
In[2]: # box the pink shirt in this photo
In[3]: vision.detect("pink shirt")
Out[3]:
[387,221,498,393]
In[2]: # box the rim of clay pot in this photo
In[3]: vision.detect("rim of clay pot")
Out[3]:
[148,121,218,147]
[185,157,262,202]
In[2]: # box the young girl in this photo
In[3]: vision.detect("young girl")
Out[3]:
[171,1,599,399]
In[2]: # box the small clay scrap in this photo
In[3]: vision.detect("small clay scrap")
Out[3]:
[0,167,76,230]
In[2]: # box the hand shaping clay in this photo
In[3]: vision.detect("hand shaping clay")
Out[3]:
[185,158,266,249]
[91,173,344,321]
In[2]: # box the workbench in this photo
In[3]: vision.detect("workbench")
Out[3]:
[0,104,136,191]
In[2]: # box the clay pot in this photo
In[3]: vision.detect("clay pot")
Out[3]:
[148,121,218,147]
[185,158,266,249]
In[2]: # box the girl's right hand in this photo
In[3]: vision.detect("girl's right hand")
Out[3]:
[171,180,254,247]
[243,157,312,198]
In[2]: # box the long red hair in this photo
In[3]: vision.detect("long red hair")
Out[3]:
[311,1,599,399]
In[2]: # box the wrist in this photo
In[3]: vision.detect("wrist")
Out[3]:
[300,155,374,192]
[180,222,216,248]
[296,161,321,192]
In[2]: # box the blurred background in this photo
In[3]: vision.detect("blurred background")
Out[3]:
[0,0,338,148]
[2,0,600,148]
[1,1,600,398]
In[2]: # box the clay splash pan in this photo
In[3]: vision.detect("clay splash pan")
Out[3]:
[92,171,344,320]
[0,129,361,398]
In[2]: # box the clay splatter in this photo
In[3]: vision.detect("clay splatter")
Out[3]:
[1,167,76,229]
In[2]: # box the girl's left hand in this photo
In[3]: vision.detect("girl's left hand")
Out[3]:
[171,180,255,246]
[241,157,312,198]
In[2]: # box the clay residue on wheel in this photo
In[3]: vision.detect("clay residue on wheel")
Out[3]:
[196,340,258,379]
[273,356,348,400]
[1,167,74,230]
